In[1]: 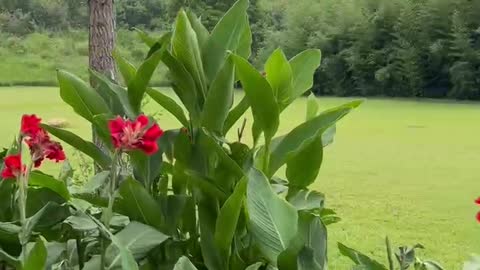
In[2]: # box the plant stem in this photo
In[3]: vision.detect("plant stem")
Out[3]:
[100,150,120,269]
[18,162,33,262]
[263,138,270,173]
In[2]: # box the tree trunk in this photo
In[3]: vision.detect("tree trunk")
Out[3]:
[89,0,116,171]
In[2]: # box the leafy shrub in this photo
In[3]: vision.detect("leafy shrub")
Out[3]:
[0,0,363,269]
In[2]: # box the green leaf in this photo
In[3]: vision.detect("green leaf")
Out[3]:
[90,69,136,119]
[23,202,69,238]
[42,124,111,169]
[203,0,249,82]
[278,212,327,270]
[173,256,198,270]
[134,28,157,48]
[237,21,252,59]
[287,189,324,212]
[202,55,235,133]
[223,96,249,135]
[265,49,293,110]
[0,247,20,268]
[147,88,189,127]
[289,49,322,99]
[286,134,323,188]
[187,10,209,50]
[214,178,247,254]
[246,262,264,270]
[0,222,20,244]
[128,44,166,113]
[172,10,207,98]
[198,199,227,270]
[57,70,110,122]
[160,49,201,122]
[116,177,164,231]
[128,138,163,187]
[268,101,362,176]
[233,55,279,142]
[246,168,298,264]
[64,212,97,232]
[306,93,319,121]
[338,243,388,270]
[113,50,137,85]
[23,237,47,270]
[29,171,70,201]
[80,171,110,194]
[106,222,168,269]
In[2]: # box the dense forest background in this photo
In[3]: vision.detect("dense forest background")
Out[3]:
[1,0,480,99]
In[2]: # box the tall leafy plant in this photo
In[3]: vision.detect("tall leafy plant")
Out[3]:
[0,0,361,269]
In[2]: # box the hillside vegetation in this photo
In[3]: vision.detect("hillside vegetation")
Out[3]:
[1,0,480,99]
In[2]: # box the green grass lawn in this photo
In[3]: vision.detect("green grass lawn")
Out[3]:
[1,87,479,268]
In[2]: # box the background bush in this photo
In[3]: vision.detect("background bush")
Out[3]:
[1,0,480,99]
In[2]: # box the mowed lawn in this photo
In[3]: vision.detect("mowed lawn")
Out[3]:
[1,87,479,268]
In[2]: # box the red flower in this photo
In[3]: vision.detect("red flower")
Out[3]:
[475,197,480,205]
[21,114,42,137]
[108,115,163,155]
[477,212,480,223]
[25,129,66,167]
[1,155,24,180]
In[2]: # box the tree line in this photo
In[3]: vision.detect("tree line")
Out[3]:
[1,0,480,99]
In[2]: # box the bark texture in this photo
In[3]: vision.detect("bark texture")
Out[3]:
[89,0,116,170]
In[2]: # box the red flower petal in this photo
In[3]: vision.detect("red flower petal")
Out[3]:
[2,155,22,179]
[45,142,66,163]
[139,141,158,155]
[109,117,126,134]
[136,115,149,128]
[21,114,42,136]
[143,124,163,141]
[477,212,480,223]
[475,197,480,205]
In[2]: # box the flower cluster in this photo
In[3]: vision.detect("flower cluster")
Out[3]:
[476,197,480,223]
[108,115,163,155]
[1,115,66,180]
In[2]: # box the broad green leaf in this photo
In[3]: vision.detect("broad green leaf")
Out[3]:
[128,44,166,113]
[172,10,207,98]
[286,135,323,188]
[157,194,189,234]
[42,124,111,169]
[23,202,69,239]
[57,70,110,122]
[145,32,173,58]
[223,96,249,135]
[0,180,16,221]
[278,212,327,270]
[116,177,164,231]
[202,55,235,133]
[268,101,362,176]
[214,178,247,254]
[64,212,97,232]
[0,222,20,244]
[90,69,136,119]
[246,262,264,270]
[147,88,189,127]
[306,93,319,121]
[203,0,249,82]
[198,199,227,270]
[246,168,298,264]
[338,243,388,270]
[237,21,252,59]
[134,28,157,47]
[80,171,110,194]
[265,49,293,110]
[289,49,322,99]
[106,222,168,269]
[128,138,163,188]
[112,50,137,85]
[29,171,70,201]
[160,49,201,122]
[23,237,47,270]
[173,256,198,270]
[287,189,324,212]
[233,55,279,141]
[187,10,209,50]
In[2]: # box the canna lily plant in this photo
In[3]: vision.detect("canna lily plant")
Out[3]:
[0,0,363,269]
